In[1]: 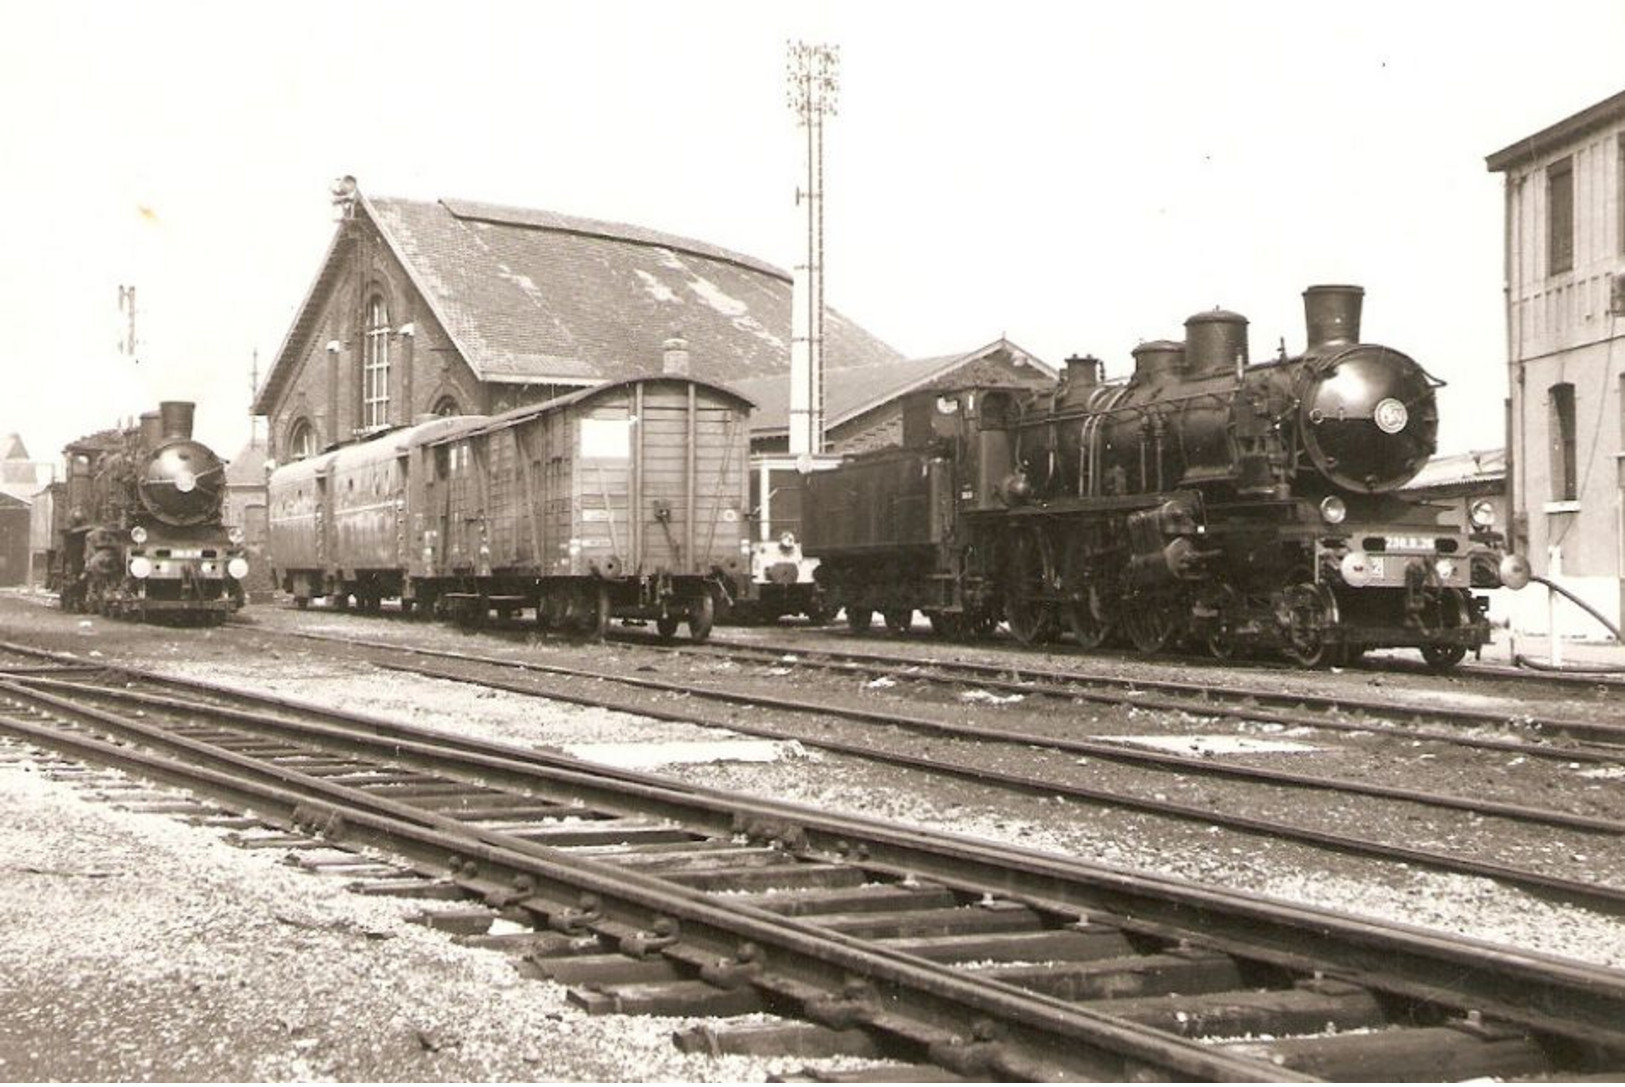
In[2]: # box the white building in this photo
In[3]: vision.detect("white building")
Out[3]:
[1486,88,1625,638]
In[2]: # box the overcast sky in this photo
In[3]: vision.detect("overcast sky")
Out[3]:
[3,0,1622,465]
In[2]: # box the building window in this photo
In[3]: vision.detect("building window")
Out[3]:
[1548,382,1577,502]
[1618,134,1625,256]
[1548,157,1574,275]
[287,419,317,461]
[432,396,461,417]
[363,295,390,429]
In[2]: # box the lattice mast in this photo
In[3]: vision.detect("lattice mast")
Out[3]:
[786,41,838,456]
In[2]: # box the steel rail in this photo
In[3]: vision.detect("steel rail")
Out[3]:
[317,641,1625,836]
[3,672,1625,1060]
[0,681,1295,1081]
[23,648,1625,914]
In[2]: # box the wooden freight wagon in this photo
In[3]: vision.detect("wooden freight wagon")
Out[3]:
[420,376,752,640]
[267,415,477,609]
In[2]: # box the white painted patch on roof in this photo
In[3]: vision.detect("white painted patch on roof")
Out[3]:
[657,248,689,273]
[634,269,681,304]
[685,274,750,317]
[1098,734,1321,755]
[560,738,806,769]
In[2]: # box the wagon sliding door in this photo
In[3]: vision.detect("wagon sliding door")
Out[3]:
[574,389,634,578]
[631,380,744,576]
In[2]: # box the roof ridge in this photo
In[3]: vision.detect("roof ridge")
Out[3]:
[369,195,791,283]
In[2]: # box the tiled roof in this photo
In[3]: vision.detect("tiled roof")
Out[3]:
[258,194,905,407]
[224,438,269,487]
[1402,449,1506,491]
[734,339,1056,436]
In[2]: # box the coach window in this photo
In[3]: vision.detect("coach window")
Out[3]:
[363,295,391,429]
[288,419,317,461]
[1549,381,1577,503]
[1548,157,1574,276]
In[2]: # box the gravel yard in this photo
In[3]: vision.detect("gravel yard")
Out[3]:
[2,589,1624,1079]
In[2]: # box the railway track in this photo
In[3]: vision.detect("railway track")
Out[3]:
[216,629,1625,917]
[2,652,1623,1080]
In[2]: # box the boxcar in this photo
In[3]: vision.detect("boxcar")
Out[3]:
[268,376,752,640]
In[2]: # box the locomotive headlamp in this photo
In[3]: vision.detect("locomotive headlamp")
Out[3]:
[1339,551,1373,587]
[1373,397,1409,435]
[174,469,197,493]
[227,557,249,580]
[778,531,797,552]
[1468,498,1496,528]
[128,556,153,579]
[228,526,246,545]
[1319,496,1348,525]
[130,525,148,544]
[1499,553,1533,590]
[1434,557,1458,582]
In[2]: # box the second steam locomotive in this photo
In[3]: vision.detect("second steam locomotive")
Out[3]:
[50,401,249,623]
[803,285,1528,668]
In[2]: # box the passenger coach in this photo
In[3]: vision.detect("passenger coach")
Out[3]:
[269,375,753,641]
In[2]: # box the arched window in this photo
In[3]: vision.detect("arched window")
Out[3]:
[363,295,391,429]
[287,419,317,461]
[431,395,461,417]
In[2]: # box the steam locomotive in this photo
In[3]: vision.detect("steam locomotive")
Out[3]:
[802,285,1529,668]
[50,401,248,623]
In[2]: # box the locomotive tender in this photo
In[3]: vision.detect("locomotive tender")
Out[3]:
[267,374,753,642]
[51,401,248,623]
[803,285,1529,668]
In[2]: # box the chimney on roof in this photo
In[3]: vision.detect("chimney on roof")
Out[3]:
[662,331,690,376]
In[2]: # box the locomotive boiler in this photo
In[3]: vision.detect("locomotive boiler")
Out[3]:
[51,401,248,623]
[803,285,1528,668]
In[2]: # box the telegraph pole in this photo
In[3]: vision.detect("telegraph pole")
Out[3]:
[786,40,838,456]
[118,284,139,364]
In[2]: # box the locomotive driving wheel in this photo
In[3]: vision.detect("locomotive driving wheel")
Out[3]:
[882,608,913,635]
[1003,529,1054,646]
[1122,592,1182,654]
[926,611,966,639]
[845,607,874,634]
[1059,535,1112,649]
[1280,581,1339,668]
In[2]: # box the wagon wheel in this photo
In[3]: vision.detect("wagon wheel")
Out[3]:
[927,611,965,639]
[574,583,611,642]
[1280,582,1338,669]
[1003,529,1053,646]
[882,608,913,635]
[687,590,715,643]
[1122,593,1182,654]
[656,615,681,640]
[845,607,874,634]
[966,609,1000,639]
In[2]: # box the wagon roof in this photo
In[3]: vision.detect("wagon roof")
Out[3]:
[256,192,905,413]
[427,376,755,445]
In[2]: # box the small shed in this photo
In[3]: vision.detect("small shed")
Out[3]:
[0,492,30,586]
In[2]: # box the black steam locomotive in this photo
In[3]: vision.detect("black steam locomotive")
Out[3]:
[802,285,1528,668]
[51,401,248,623]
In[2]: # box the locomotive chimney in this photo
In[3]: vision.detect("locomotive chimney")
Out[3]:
[1063,354,1102,388]
[158,401,195,441]
[1130,340,1186,383]
[138,412,163,449]
[1184,309,1249,377]
[662,331,690,376]
[1303,284,1364,351]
